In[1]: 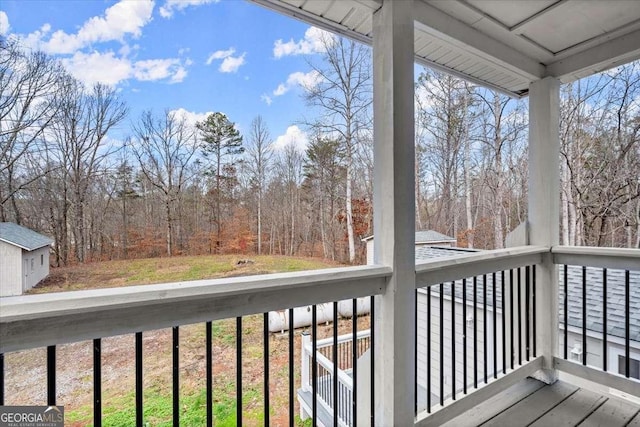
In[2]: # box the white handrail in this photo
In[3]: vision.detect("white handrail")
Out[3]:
[551,245,640,270]
[303,342,354,388]
[415,246,548,287]
[0,265,391,353]
[314,329,371,349]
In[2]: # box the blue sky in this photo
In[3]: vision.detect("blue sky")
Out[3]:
[0,0,333,149]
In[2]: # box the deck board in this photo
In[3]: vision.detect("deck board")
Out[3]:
[627,411,640,427]
[441,378,546,427]
[480,381,578,427]
[578,397,640,427]
[529,388,607,427]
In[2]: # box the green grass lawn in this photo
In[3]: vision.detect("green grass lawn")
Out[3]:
[33,254,340,293]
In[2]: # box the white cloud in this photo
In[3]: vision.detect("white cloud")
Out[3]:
[206,47,246,73]
[206,47,235,65]
[170,108,215,128]
[62,51,189,87]
[170,67,188,83]
[219,54,245,73]
[0,11,10,35]
[273,26,335,59]
[62,51,132,86]
[28,0,154,55]
[133,58,181,81]
[273,70,322,96]
[273,125,308,152]
[261,94,272,106]
[160,0,219,18]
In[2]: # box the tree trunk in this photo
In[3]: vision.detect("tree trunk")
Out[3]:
[346,158,355,263]
[166,199,173,256]
[465,138,474,248]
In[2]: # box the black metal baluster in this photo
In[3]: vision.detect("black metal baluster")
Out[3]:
[0,353,4,406]
[564,264,568,360]
[173,327,179,427]
[625,270,630,377]
[333,302,339,427]
[582,266,587,366]
[136,332,143,427]
[602,269,607,372]
[483,274,488,383]
[440,282,444,406]
[237,317,242,427]
[462,278,467,394]
[427,286,431,413]
[473,276,478,389]
[205,323,212,427]
[263,313,270,427]
[492,272,497,378]
[532,266,537,357]
[47,345,56,406]
[370,295,375,427]
[501,271,506,374]
[94,338,102,427]
[312,305,317,425]
[352,298,358,427]
[525,266,530,362]
[517,268,522,366]
[451,281,456,400]
[288,308,294,427]
[509,269,514,370]
[414,291,418,414]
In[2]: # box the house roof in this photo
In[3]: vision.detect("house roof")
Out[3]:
[415,230,457,244]
[0,222,53,251]
[416,246,640,342]
[251,0,640,98]
[362,230,456,243]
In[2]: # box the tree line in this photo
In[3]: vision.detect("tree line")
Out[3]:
[1,35,638,267]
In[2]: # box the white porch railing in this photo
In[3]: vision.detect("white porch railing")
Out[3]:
[300,330,371,426]
[552,246,640,398]
[1,246,638,426]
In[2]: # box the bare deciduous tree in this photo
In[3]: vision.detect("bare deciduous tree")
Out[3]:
[132,110,198,256]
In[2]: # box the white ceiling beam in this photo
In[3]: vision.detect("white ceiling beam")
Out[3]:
[413,0,545,81]
[546,28,640,79]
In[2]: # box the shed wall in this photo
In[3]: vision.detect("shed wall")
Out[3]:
[21,246,50,292]
[0,240,23,296]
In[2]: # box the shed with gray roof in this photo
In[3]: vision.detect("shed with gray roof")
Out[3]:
[0,222,53,297]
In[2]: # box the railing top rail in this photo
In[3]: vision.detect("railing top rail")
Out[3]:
[552,245,640,270]
[0,265,390,353]
[314,329,371,348]
[304,345,354,388]
[415,245,548,288]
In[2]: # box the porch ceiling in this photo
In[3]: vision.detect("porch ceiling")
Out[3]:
[250,0,640,97]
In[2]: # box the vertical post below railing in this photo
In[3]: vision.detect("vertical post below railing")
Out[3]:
[172,327,179,427]
[136,332,143,427]
[47,346,55,406]
[94,338,102,427]
[263,313,270,427]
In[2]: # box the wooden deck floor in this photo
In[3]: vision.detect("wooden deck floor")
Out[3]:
[442,378,640,427]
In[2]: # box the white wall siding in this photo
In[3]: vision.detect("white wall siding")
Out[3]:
[416,289,504,406]
[0,240,23,296]
[21,246,50,292]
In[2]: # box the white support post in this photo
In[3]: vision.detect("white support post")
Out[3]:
[372,0,416,425]
[528,76,560,383]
